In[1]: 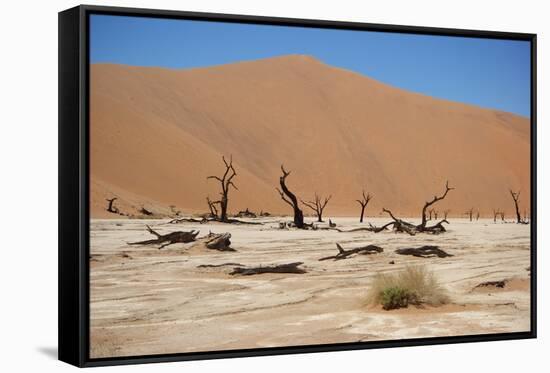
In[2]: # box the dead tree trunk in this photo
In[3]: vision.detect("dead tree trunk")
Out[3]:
[378,181,453,235]
[207,155,238,222]
[444,210,450,219]
[509,190,524,224]
[492,209,499,223]
[301,193,332,222]
[356,190,373,223]
[276,165,304,229]
[206,196,220,219]
[476,211,480,221]
[420,181,454,230]
[465,208,473,222]
[106,198,119,214]
[128,225,200,249]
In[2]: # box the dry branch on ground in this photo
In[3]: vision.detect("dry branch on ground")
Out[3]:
[319,243,383,261]
[128,225,200,249]
[202,232,234,251]
[395,245,453,258]
[230,262,306,275]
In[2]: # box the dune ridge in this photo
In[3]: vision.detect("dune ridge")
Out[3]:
[90,55,530,218]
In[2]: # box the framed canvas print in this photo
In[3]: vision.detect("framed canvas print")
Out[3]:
[58,5,537,367]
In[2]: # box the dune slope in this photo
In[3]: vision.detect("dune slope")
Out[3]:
[90,55,530,218]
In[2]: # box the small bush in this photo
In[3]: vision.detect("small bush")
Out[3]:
[367,266,449,310]
[380,286,416,310]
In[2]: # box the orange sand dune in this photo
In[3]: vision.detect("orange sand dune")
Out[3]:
[90,55,530,218]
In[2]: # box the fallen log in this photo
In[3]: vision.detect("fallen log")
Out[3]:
[203,232,234,251]
[319,243,383,261]
[223,218,263,225]
[395,245,453,258]
[168,216,262,225]
[128,225,199,249]
[235,208,257,218]
[335,222,395,233]
[197,262,243,268]
[378,209,450,235]
[167,217,207,224]
[425,219,450,234]
[230,262,306,275]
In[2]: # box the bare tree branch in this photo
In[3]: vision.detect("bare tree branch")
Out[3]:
[356,189,373,223]
[300,193,332,222]
[206,155,238,222]
[420,181,454,229]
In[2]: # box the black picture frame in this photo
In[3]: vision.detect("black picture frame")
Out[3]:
[58,4,537,368]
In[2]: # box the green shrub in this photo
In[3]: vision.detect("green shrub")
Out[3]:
[380,286,416,310]
[367,266,449,310]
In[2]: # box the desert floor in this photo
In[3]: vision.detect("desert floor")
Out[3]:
[89,217,531,358]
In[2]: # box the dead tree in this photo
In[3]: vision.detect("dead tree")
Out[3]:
[276,165,304,229]
[492,209,501,223]
[375,181,453,235]
[465,208,474,222]
[434,210,439,220]
[207,155,237,222]
[319,243,383,261]
[476,211,480,221]
[301,193,332,222]
[128,225,200,249]
[419,181,454,230]
[443,209,450,219]
[106,197,119,214]
[381,208,419,235]
[428,209,434,221]
[510,190,527,224]
[356,190,373,223]
[206,196,220,219]
[169,205,181,217]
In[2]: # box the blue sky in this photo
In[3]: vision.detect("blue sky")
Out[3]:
[90,14,531,117]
